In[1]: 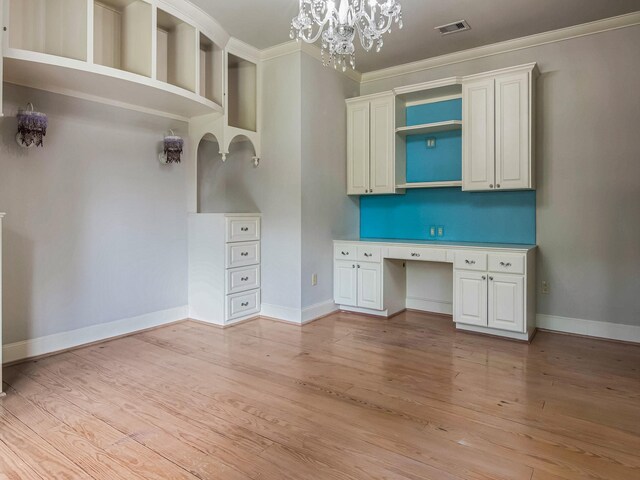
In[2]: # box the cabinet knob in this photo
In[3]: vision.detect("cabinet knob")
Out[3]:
[241,302,249,307]
[465,259,476,265]
[352,264,356,268]
[364,253,372,257]
[411,253,421,257]
[482,276,487,280]
[357,264,361,268]
[241,252,249,256]
[499,262,512,267]
[489,276,494,281]
[341,251,349,256]
[496,184,501,188]
[489,184,494,189]
[241,277,249,281]
[241,227,249,232]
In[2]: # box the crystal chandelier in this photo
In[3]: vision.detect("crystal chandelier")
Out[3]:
[290,0,403,71]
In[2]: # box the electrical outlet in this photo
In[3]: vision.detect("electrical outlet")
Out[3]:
[312,274,318,286]
[541,281,550,295]
[437,226,445,237]
[426,137,436,149]
[429,226,437,238]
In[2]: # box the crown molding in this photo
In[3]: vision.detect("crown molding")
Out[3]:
[361,11,640,84]
[260,41,362,83]
[227,37,261,64]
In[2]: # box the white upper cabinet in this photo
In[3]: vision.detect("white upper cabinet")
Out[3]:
[462,63,537,191]
[462,78,495,191]
[495,71,532,190]
[346,93,395,195]
[347,100,370,195]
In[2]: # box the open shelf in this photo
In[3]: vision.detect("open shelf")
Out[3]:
[199,33,223,105]
[157,9,196,93]
[228,53,257,132]
[396,181,463,189]
[9,0,88,61]
[396,120,462,137]
[94,0,152,77]
[3,49,222,119]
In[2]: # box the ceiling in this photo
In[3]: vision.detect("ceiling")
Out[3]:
[190,0,640,72]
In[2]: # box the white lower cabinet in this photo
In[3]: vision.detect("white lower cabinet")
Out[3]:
[454,250,529,334]
[488,274,524,332]
[334,261,358,306]
[357,263,382,310]
[334,260,382,310]
[454,271,488,327]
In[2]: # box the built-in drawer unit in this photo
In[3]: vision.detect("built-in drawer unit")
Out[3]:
[226,217,261,243]
[226,241,260,268]
[226,265,261,295]
[334,243,357,260]
[488,254,525,275]
[454,251,488,271]
[227,289,261,321]
[387,246,448,263]
[188,213,262,326]
[357,245,381,262]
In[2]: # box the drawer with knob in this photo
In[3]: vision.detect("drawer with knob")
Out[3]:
[357,246,381,262]
[334,244,357,260]
[226,217,260,243]
[226,241,260,268]
[227,289,260,321]
[488,254,525,274]
[226,265,261,295]
[387,246,448,263]
[453,252,487,271]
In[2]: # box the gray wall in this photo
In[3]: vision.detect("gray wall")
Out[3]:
[300,54,360,309]
[0,84,189,344]
[362,25,640,327]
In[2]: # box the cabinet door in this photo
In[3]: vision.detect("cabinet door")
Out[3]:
[454,270,487,326]
[369,94,395,194]
[462,78,495,191]
[357,263,383,310]
[347,101,370,195]
[495,71,531,190]
[488,274,525,332]
[334,261,358,307]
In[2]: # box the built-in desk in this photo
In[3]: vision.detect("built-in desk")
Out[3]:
[333,239,537,341]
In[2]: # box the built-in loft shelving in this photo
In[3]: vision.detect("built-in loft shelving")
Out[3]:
[395,120,462,137]
[3,0,227,119]
[227,53,257,132]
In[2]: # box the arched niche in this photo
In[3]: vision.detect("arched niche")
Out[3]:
[197,133,260,214]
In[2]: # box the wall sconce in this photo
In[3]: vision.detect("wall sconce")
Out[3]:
[16,103,48,148]
[159,130,184,164]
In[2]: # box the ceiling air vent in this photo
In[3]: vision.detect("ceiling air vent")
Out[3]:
[435,20,471,36]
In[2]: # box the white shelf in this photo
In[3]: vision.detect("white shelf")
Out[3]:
[228,53,257,132]
[395,120,462,137]
[396,181,462,189]
[4,49,222,120]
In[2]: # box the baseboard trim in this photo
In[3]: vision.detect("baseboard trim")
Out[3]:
[406,297,453,315]
[2,306,189,364]
[302,300,339,324]
[536,314,640,344]
[259,300,339,325]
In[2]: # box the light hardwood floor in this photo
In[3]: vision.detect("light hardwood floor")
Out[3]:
[1,311,639,479]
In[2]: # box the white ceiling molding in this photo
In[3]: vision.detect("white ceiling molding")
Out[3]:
[261,41,362,84]
[361,11,640,84]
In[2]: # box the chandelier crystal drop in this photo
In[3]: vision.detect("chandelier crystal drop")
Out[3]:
[290,0,403,71]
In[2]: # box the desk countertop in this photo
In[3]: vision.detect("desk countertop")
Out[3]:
[334,238,537,251]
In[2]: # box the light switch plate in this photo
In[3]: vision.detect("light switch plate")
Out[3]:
[429,226,437,238]
[437,226,445,237]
